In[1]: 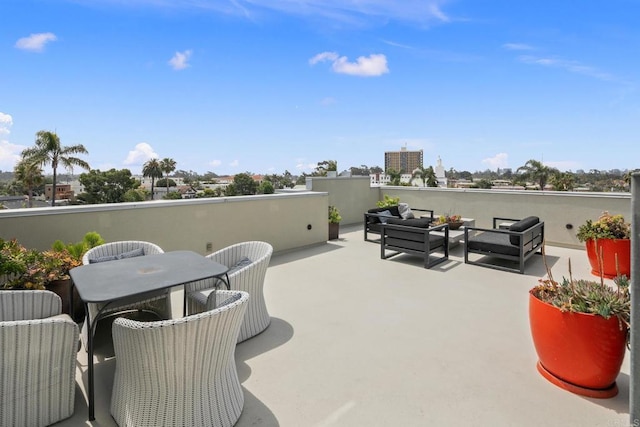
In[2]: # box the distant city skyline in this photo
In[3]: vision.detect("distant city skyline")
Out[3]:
[2,1,638,176]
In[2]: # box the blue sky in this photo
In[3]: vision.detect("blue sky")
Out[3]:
[1,1,638,176]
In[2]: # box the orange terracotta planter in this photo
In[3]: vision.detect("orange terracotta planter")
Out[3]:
[529,291,627,398]
[585,238,631,279]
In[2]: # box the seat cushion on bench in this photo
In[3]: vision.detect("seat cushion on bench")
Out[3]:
[467,232,520,257]
[386,217,432,228]
[509,216,540,245]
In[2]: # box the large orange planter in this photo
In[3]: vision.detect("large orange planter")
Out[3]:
[585,238,631,279]
[528,291,627,398]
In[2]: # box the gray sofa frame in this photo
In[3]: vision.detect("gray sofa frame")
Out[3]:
[364,206,434,242]
[463,217,544,274]
[380,223,449,269]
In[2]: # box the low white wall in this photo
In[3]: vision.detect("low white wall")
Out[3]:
[0,192,328,254]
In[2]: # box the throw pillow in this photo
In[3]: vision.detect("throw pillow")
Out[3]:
[89,255,119,263]
[377,210,394,224]
[228,256,252,275]
[117,248,145,259]
[398,203,415,219]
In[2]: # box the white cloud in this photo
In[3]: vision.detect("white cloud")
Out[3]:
[123,142,159,165]
[229,160,239,167]
[169,50,192,70]
[502,43,534,51]
[320,97,336,106]
[518,55,614,81]
[309,52,339,65]
[295,161,316,172]
[209,160,222,167]
[482,153,509,170]
[15,33,57,52]
[0,113,25,171]
[310,51,389,77]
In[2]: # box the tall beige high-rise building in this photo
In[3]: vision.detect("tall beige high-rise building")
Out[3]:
[384,146,423,173]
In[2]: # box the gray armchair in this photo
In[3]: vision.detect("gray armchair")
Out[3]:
[110,290,249,427]
[0,290,79,427]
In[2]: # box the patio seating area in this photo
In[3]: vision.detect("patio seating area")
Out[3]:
[57,224,630,426]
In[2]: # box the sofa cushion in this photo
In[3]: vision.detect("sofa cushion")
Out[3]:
[509,216,540,246]
[386,217,432,228]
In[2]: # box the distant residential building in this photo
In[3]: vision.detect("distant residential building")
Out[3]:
[384,146,423,173]
[44,184,75,202]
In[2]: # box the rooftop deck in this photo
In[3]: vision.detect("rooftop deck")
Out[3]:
[62,225,630,426]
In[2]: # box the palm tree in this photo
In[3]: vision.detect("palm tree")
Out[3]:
[516,159,554,190]
[412,166,438,187]
[14,159,44,208]
[160,158,177,195]
[142,158,163,200]
[386,168,402,186]
[21,131,89,206]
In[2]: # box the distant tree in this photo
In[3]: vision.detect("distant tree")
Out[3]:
[160,157,177,196]
[315,160,337,176]
[412,166,438,187]
[142,158,163,200]
[156,178,177,187]
[258,180,275,194]
[13,159,44,208]
[163,191,183,200]
[475,179,492,189]
[386,168,402,186]
[516,159,555,190]
[123,188,146,202]
[233,173,258,195]
[196,188,218,198]
[224,183,237,196]
[549,172,575,191]
[78,169,138,204]
[21,130,89,206]
[296,174,307,186]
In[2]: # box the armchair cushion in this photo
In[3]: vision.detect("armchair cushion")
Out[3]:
[509,216,540,245]
[229,256,252,274]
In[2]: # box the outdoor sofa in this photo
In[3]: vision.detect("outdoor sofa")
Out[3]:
[364,204,434,242]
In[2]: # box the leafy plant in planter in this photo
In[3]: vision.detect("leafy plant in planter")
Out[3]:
[576,211,630,279]
[433,214,463,230]
[328,205,342,240]
[376,195,400,208]
[529,256,630,398]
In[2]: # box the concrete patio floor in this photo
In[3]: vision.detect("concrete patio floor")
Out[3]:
[61,224,631,426]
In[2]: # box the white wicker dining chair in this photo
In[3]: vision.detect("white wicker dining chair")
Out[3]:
[80,240,171,351]
[110,290,249,427]
[185,241,273,342]
[0,290,79,427]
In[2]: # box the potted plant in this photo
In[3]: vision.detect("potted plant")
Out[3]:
[529,257,630,398]
[433,214,464,230]
[576,211,630,279]
[376,195,400,208]
[328,205,342,240]
[1,232,104,321]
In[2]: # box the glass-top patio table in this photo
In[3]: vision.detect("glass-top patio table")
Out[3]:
[69,250,229,421]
